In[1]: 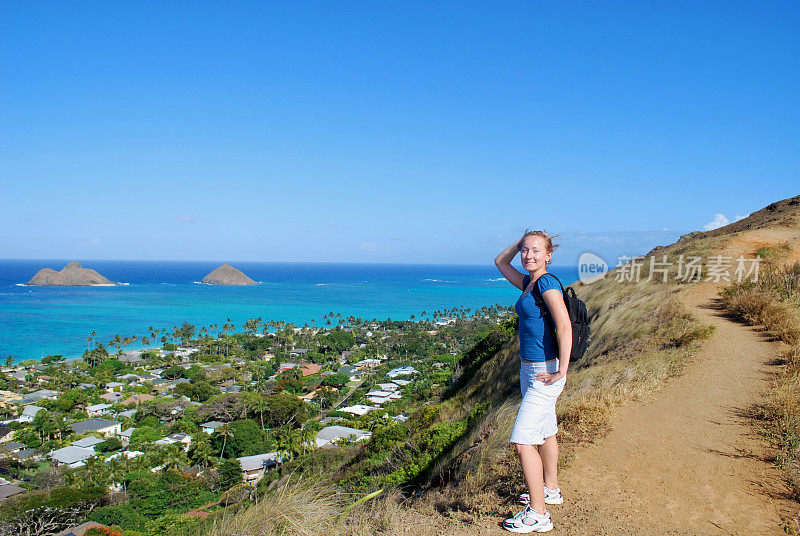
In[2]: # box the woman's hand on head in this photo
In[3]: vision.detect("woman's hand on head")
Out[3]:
[536,370,566,385]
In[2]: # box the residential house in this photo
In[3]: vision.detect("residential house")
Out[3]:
[119,350,145,364]
[19,389,58,404]
[365,390,401,405]
[315,425,371,448]
[278,362,298,373]
[99,392,123,403]
[118,427,136,446]
[353,358,381,369]
[49,446,95,468]
[70,418,121,437]
[290,348,309,358]
[70,436,105,450]
[14,448,41,462]
[0,426,14,443]
[2,442,25,454]
[105,450,143,462]
[121,393,154,406]
[300,363,321,377]
[19,405,45,423]
[149,378,171,393]
[339,404,375,416]
[86,403,113,417]
[174,347,198,361]
[337,365,359,380]
[299,387,338,402]
[154,432,192,450]
[236,452,283,483]
[0,483,25,500]
[105,382,125,392]
[0,391,22,410]
[200,421,225,435]
[386,366,418,379]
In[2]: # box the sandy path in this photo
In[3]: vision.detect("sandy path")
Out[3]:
[465,278,794,535]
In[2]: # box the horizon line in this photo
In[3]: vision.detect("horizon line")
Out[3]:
[0,257,579,269]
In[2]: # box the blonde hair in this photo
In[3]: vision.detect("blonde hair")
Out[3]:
[518,229,560,264]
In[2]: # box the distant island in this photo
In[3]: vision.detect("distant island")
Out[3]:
[200,263,258,285]
[26,261,119,286]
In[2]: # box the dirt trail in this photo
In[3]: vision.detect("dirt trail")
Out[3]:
[464,228,799,536]
[541,280,793,535]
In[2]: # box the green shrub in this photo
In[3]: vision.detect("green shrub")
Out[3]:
[88,504,151,530]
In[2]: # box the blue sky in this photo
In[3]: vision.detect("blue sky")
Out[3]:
[1,1,797,267]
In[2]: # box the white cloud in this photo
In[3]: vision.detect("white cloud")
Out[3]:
[359,242,381,251]
[734,213,750,222]
[178,216,197,223]
[703,213,730,231]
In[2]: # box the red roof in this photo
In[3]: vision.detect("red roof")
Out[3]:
[300,364,321,377]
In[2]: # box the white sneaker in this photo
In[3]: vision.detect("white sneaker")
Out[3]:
[503,505,553,533]
[518,487,563,505]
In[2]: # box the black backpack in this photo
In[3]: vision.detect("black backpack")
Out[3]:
[529,273,591,363]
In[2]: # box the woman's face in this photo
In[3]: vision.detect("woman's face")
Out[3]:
[520,236,552,272]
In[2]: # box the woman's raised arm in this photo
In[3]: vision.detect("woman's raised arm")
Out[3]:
[494,239,526,290]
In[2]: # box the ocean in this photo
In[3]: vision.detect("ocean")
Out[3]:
[0,260,578,362]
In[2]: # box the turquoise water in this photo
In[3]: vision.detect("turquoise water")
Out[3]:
[0,260,577,362]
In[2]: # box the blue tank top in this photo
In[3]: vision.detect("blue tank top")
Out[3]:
[515,273,561,362]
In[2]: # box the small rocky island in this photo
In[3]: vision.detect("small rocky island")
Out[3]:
[26,261,119,286]
[201,264,258,285]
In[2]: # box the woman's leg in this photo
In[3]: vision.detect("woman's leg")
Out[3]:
[514,442,546,515]
[539,434,559,490]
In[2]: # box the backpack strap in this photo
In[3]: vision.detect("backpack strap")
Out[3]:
[531,273,560,345]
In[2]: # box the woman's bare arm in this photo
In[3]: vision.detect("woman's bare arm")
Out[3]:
[494,239,526,290]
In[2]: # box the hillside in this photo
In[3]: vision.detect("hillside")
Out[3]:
[200,264,258,285]
[208,195,800,535]
[26,261,118,286]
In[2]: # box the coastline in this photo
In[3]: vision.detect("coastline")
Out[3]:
[1,261,578,363]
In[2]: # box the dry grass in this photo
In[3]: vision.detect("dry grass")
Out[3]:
[206,477,344,536]
[720,263,800,346]
[751,346,800,534]
[205,477,455,536]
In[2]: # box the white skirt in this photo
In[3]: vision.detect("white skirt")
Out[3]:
[509,359,566,445]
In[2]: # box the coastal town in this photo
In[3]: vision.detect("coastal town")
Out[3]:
[0,306,511,535]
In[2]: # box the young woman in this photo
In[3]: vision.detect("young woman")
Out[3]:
[494,230,572,533]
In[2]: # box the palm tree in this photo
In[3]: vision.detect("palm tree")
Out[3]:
[298,427,316,455]
[163,444,186,472]
[193,438,213,469]
[108,457,124,494]
[275,425,297,462]
[217,424,234,459]
[253,397,269,430]
[53,413,69,441]
[82,456,107,489]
